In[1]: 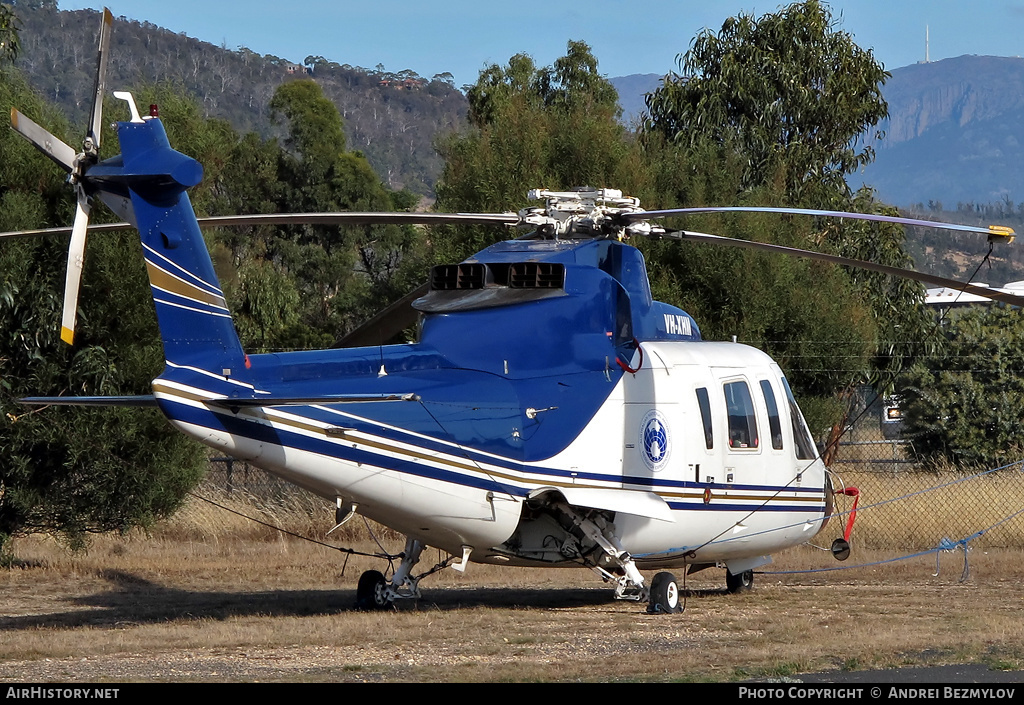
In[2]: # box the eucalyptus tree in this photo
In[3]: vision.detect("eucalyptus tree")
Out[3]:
[645,0,888,203]
[641,1,930,439]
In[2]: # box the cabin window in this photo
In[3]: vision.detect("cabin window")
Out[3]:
[781,377,818,460]
[723,381,759,450]
[759,380,784,450]
[696,387,713,449]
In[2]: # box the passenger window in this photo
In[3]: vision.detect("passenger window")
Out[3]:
[781,377,818,460]
[696,387,713,449]
[723,381,759,450]
[759,380,784,450]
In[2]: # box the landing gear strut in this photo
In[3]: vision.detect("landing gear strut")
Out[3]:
[552,502,649,603]
[355,536,425,610]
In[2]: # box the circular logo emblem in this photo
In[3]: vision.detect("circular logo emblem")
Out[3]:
[640,409,671,472]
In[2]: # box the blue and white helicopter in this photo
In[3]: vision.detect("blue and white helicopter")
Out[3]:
[8,10,1022,614]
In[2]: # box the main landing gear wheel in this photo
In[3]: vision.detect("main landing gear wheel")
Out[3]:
[726,569,754,594]
[647,571,681,614]
[355,569,393,610]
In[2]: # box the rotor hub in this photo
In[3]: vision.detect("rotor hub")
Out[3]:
[519,187,663,240]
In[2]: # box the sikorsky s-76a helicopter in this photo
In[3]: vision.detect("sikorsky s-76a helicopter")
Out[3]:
[7,11,1023,614]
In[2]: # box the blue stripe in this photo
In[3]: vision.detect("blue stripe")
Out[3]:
[665,501,825,512]
[159,397,826,508]
[161,397,531,497]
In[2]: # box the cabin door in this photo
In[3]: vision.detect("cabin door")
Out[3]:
[622,360,683,487]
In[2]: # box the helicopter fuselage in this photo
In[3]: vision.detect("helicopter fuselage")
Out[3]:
[148,227,829,572]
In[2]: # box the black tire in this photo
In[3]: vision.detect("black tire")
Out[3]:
[726,569,754,593]
[647,571,681,614]
[355,569,393,610]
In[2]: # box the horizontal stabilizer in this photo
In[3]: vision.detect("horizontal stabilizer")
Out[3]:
[205,393,421,408]
[20,395,158,407]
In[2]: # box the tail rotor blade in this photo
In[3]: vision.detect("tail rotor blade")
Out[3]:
[10,108,76,172]
[87,7,113,152]
[61,193,91,345]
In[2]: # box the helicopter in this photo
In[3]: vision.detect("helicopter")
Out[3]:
[7,10,1024,615]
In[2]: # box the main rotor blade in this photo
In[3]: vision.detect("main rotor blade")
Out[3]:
[190,212,522,228]
[0,212,519,241]
[61,192,91,345]
[672,230,1024,308]
[87,7,113,150]
[10,109,76,173]
[631,207,1015,240]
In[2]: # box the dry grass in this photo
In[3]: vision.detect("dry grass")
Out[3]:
[1,484,1023,682]
[832,468,1024,550]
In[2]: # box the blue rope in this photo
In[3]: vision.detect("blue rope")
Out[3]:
[635,459,1024,568]
[759,491,1024,581]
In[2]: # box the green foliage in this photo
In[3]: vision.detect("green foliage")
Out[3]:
[645,0,888,202]
[0,2,18,63]
[634,148,880,435]
[897,306,1024,469]
[638,2,928,434]
[0,65,208,551]
[435,41,632,261]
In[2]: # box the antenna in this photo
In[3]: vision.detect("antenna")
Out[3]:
[926,24,930,63]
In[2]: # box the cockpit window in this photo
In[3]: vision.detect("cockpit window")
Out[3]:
[759,380,784,450]
[781,377,818,460]
[724,381,758,450]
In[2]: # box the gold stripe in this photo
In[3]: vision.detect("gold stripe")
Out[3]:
[153,387,826,504]
[145,260,227,309]
[653,490,824,503]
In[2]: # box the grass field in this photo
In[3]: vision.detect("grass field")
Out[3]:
[1,484,1023,682]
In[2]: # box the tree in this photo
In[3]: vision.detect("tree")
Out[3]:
[434,41,634,261]
[0,68,207,554]
[645,0,888,203]
[639,2,929,439]
[897,306,1024,469]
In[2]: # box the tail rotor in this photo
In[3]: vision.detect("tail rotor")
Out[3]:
[10,7,113,345]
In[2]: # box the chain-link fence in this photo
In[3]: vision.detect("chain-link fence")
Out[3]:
[828,388,1024,551]
[206,457,310,500]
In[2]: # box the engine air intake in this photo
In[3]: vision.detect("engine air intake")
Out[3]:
[509,262,564,289]
[430,263,487,290]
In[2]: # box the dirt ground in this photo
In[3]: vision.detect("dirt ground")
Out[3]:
[2,530,1023,683]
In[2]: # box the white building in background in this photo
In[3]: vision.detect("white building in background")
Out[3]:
[926,281,1024,308]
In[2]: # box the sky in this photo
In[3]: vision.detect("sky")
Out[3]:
[55,1,1024,88]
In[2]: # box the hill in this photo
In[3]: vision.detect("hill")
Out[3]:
[608,73,661,127]
[858,55,1024,208]
[14,5,1024,212]
[10,3,468,196]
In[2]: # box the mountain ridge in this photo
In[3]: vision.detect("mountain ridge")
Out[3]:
[11,4,1024,208]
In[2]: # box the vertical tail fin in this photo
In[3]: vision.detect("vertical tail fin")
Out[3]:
[96,108,247,376]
